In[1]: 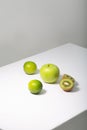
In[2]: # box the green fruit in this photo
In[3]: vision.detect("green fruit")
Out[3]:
[23,61,37,74]
[62,74,75,83]
[28,79,43,94]
[40,63,60,83]
[60,78,74,92]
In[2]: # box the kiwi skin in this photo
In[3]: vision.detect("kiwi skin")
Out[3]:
[60,74,75,92]
[62,74,75,83]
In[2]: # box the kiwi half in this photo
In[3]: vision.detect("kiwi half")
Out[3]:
[60,78,74,92]
[62,74,75,83]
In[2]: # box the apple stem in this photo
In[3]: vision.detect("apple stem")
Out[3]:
[48,64,50,67]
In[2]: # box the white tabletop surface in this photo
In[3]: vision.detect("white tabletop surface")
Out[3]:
[0,43,87,130]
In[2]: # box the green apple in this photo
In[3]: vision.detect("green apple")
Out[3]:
[28,79,43,94]
[23,61,37,74]
[40,63,60,83]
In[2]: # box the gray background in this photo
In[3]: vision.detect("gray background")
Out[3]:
[53,111,87,130]
[0,0,87,67]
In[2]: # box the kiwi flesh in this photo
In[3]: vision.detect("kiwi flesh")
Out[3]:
[60,74,75,92]
[62,74,75,83]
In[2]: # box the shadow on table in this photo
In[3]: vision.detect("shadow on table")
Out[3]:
[39,89,46,95]
[71,81,80,92]
[52,110,87,130]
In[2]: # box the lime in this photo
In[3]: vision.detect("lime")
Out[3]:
[28,79,43,94]
[23,61,37,74]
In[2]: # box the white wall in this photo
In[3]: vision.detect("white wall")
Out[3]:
[0,0,87,66]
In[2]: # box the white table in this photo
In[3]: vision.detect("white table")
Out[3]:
[0,43,87,130]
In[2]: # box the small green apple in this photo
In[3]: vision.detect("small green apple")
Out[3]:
[28,79,43,94]
[40,63,60,83]
[23,61,37,74]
